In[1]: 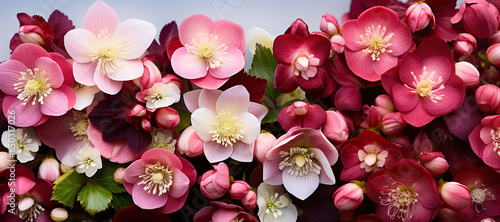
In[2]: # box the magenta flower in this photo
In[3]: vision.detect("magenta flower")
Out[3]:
[382,37,465,127]
[198,162,230,199]
[366,159,440,222]
[193,201,258,222]
[451,0,499,39]
[171,14,245,89]
[263,127,338,200]
[340,129,402,182]
[64,0,156,95]
[273,33,331,94]
[277,101,326,131]
[123,148,196,213]
[0,43,75,127]
[469,115,500,172]
[342,6,413,82]
[184,85,267,163]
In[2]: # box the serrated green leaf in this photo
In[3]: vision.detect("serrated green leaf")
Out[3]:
[111,192,134,211]
[249,44,280,103]
[89,161,125,194]
[77,183,113,216]
[175,108,192,132]
[52,171,86,208]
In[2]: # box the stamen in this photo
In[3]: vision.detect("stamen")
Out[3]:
[491,127,500,156]
[69,111,89,142]
[138,163,174,196]
[358,25,394,61]
[265,192,289,218]
[13,68,52,105]
[184,33,227,69]
[209,111,244,147]
[89,29,126,75]
[404,66,445,103]
[379,184,418,222]
[17,200,45,222]
[471,182,496,213]
[279,147,321,177]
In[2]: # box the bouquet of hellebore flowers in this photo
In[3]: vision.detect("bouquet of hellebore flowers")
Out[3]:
[2,0,500,221]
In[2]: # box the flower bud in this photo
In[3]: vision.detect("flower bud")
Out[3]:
[133,57,162,90]
[0,152,14,173]
[241,190,257,210]
[114,167,126,184]
[230,180,250,200]
[405,2,435,32]
[128,104,147,117]
[38,157,61,183]
[488,31,500,45]
[452,33,477,56]
[320,14,340,36]
[387,134,411,148]
[155,107,180,130]
[333,183,364,211]
[198,163,230,199]
[437,207,463,222]
[475,84,500,113]
[420,152,449,175]
[374,94,395,117]
[19,25,45,45]
[285,18,309,38]
[178,126,204,157]
[455,61,480,88]
[451,0,499,39]
[330,35,345,54]
[277,101,326,131]
[18,197,35,212]
[51,208,69,222]
[254,132,277,163]
[440,181,472,210]
[381,112,407,136]
[487,43,500,67]
[321,110,349,143]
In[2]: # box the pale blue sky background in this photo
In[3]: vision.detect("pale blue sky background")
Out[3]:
[0,0,465,61]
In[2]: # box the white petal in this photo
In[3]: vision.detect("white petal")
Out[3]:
[64,29,96,63]
[280,204,298,222]
[239,112,261,144]
[73,85,100,110]
[282,168,319,200]
[204,141,232,163]
[106,59,144,81]
[230,142,254,162]
[191,108,218,141]
[114,19,157,59]
[216,85,249,115]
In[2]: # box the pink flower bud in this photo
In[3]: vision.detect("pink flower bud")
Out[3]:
[320,14,340,36]
[452,33,477,56]
[420,152,449,175]
[19,25,45,45]
[141,119,152,132]
[241,190,257,210]
[178,126,204,157]
[451,0,499,39]
[374,95,395,117]
[51,208,69,222]
[322,110,349,143]
[286,18,309,38]
[134,57,162,90]
[0,152,14,173]
[475,84,500,113]
[440,181,472,210]
[330,35,345,54]
[455,61,480,88]
[333,183,364,211]
[277,101,326,131]
[405,2,435,32]
[381,112,407,136]
[155,107,180,130]
[114,167,126,184]
[128,104,147,117]
[487,43,500,67]
[230,180,250,200]
[198,163,231,199]
[254,133,277,163]
[488,31,500,45]
[38,157,61,183]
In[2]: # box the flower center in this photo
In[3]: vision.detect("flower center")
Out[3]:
[185,33,228,69]
[279,147,321,177]
[69,111,89,142]
[138,162,173,196]
[266,192,289,218]
[90,29,125,75]
[78,157,97,170]
[470,184,496,212]
[14,68,52,105]
[292,54,320,80]
[404,66,445,103]
[358,144,388,173]
[379,187,419,222]
[16,133,33,154]
[358,25,394,61]
[17,197,44,222]
[209,111,244,147]
[491,127,500,156]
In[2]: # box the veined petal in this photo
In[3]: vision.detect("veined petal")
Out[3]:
[248,102,268,122]
[3,96,42,127]
[402,102,434,127]
[208,47,244,79]
[73,85,100,110]
[64,29,96,63]
[345,49,379,82]
[310,148,335,185]
[191,108,218,141]
[420,56,452,84]
[198,89,222,111]
[35,57,63,88]
[93,69,123,95]
[204,141,232,163]
[168,168,189,198]
[40,89,69,116]
[73,62,97,86]
[230,142,254,162]
[183,89,202,113]
[0,60,27,95]
[84,0,120,36]
[421,86,461,116]
[141,149,182,170]
[114,19,157,59]
[10,43,50,70]
[213,19,245,50]
[282,168,319,200]
[239,112,261,144]
[123,160,146,185]
[106,59,143,81]
[215,85,250,115]
[263,158,283,185]
[179,14,214,45]
[171,47,208,79]
[392,83,420,113]
[132,182,169,209]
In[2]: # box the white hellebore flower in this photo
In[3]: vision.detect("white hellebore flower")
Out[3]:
[144,82,181,109]
[74,144,102,177]
[257,182,297,222]
[1,127,41,163]
[246,27,275,54]
[148,128,177,152]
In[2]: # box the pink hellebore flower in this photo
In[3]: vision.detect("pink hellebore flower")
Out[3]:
[366,159,440,222]
[0,43,75,127]
[193,201,258,222]
[342,6,412,81]
[171,14,245,89]
[198,162,230,199]
[451,0,500,39]
[263,127,338,200]
[123,148,196,214]
[64,0,156,95]
[382,37,465,127]
[340,129,402,182]
[469,115,500,173]
[184,85,267,163]
[277,101,326,131]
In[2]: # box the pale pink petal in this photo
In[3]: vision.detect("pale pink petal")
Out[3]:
[10,43,50,69]
[204,141,232,163]
[106,59,143,81]
[239,112,260,144]
[73,62,97,86]
[282,168,319,200]
[94,69,123,94]
[392,84,420,113]
[372,53,397,75]
[199,89,222,111]
[56,139,83,166]
[183,89,202,113]
[215,85,249,115]
[114,19,156,59]
[14,176,36,195]
[402,102,434,127]
[141,149,182,170]
[83,0,120,36]
[73,86,100,110]
[230,142,254,162]
[123,160,146,184]
[35,57,63,88]
[168,168,189,198]
[64,29,95,63]
[179,14,214,45]
[248,102,268,122]
[132,182,169,209]
[191,74,229,90]
[191,108,218,141]
[40,89,69,116]
[171,47,208,79]
[420,56,452,84]
[310,148,335,185]
[209,47,244,79]
[263,158,283,185]
[421,87,461,116]
[213,19,245,49]
[0,60,27,95]
[3,96,42,127]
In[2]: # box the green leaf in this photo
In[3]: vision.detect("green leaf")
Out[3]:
[89,161,126,194]
[175,108,192,132]
[111,192,134,211]
[77,183,113,216]
[52,171,86,208]
[249,44,280,103]
[262,107,280,124]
